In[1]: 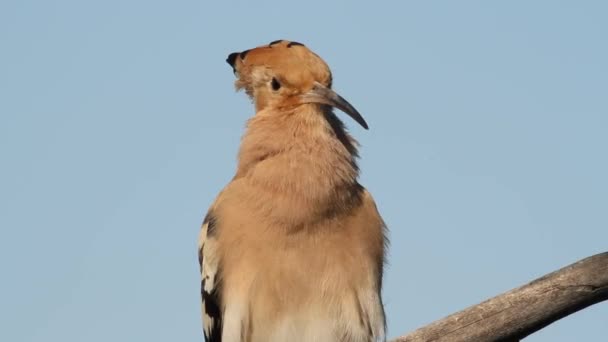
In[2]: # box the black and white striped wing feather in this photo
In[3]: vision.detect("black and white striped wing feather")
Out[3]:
[198,213,222,342]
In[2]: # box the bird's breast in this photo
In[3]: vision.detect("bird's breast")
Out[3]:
[217,205,381,342]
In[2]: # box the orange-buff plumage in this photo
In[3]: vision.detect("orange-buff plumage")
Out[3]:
[199,40,387,342]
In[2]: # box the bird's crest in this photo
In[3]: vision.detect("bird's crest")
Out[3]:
[226,39,368,129]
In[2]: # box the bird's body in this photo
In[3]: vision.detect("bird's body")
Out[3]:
[199,40,387,342]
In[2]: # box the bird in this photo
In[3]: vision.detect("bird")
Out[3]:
[198,39,387,342]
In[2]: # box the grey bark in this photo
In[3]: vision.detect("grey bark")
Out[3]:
[392,252,608,342]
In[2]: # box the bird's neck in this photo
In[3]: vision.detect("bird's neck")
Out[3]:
[235,105,362,222]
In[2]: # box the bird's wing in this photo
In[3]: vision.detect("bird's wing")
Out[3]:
[199,211,222,342]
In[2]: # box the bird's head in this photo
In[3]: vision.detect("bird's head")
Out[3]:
[226,39,368,129]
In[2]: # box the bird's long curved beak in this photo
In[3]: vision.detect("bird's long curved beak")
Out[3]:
[300,82,368,129]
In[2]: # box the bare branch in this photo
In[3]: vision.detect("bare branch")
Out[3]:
[392,252,608,342]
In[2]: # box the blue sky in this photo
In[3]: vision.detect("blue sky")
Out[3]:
[1,1,606,341]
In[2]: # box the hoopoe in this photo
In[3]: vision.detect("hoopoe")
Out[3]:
[198,40,387,342]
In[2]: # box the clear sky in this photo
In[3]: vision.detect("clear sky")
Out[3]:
[1,1,606,341]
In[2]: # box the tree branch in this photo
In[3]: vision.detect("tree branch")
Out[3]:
[392,252,608,342]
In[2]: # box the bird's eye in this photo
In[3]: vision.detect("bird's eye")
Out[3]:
[271,77,281,91]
